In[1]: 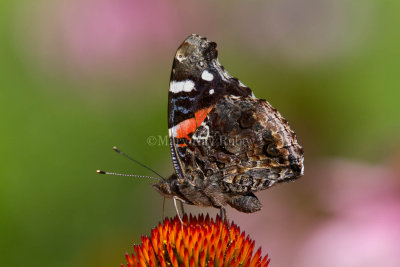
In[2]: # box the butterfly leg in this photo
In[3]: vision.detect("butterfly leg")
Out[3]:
[219,207,232,241]
[173,196,184,226]
[179,200,185,217]
[219,207,227,222]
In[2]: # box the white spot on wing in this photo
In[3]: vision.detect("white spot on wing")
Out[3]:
[209,89,215,95]
[201,70,214,81]
[239,80,247,87]
[170,80,195,93]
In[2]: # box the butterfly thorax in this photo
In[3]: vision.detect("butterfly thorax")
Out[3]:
[152,174,217,207]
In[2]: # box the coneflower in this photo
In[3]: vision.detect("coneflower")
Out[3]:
[123,214,270,267]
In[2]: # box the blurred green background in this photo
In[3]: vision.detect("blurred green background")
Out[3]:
[1,0,399,266]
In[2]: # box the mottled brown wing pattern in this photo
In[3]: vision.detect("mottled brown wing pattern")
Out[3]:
[185,95,304,195]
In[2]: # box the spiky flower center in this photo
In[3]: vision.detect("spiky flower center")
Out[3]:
[123,214,270,267]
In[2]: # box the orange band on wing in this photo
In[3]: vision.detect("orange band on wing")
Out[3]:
[174,106,214,141]
[195,106,213,124]
[175,118,196,140]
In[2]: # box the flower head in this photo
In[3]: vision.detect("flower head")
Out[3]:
[123,214,270,267]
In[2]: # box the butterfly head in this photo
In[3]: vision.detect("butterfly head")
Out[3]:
[172,34,218,79]
[152,173,180,199]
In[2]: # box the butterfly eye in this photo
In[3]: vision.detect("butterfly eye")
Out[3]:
[264,143,280,157]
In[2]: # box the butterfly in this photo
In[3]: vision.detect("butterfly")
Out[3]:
[152,34,304,220]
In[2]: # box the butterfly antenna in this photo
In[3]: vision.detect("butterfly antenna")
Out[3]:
[96,170,160,180]
[112,146,166,180]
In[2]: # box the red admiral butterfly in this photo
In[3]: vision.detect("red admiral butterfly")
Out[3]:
[153,34,304,219]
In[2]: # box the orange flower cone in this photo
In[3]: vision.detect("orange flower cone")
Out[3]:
[122,214,270,267]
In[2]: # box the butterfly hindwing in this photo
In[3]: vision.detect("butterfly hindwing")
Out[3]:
[184,95,304,193]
